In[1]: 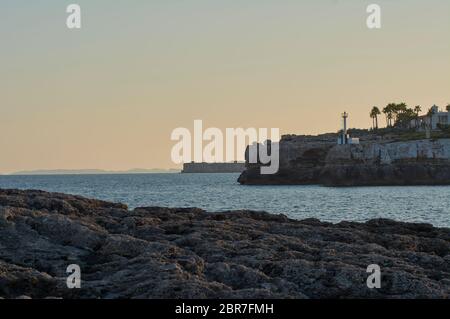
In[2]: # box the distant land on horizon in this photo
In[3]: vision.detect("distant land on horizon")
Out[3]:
[6,168,180,176]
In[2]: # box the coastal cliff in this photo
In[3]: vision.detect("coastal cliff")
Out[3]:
[238,135,450,186]
[1,189,449,299]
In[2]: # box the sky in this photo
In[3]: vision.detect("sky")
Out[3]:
[1,0,450,173]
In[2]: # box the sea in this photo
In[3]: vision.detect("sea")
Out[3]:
[0,173,449,227]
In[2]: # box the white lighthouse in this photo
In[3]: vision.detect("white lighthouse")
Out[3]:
[337,111,359,145]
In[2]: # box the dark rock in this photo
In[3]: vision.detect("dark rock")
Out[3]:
[0,189,449,299]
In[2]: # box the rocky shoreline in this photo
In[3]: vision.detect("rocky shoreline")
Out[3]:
[0,189,449,299]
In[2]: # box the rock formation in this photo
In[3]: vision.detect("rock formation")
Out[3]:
[238,136,450,186]
[0,189,449,299]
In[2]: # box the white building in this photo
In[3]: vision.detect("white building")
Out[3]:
[413,105,450,130]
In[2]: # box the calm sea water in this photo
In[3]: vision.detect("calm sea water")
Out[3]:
[0,173,449,227]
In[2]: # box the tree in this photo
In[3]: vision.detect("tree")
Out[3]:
[426,106,437,130]
[413,105,422,128]
[383,105,391,127]
[414,105,422,115]
[396,108,416,128]
[370,106,381,129]
[383,103,396,127]
[393,103,408,126]
[446,104,450,112]
[396,102,408,112]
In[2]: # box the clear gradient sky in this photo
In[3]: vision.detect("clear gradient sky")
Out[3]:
[1,0,450,173]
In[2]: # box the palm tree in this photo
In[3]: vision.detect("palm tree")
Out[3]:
[413,105,422,128]
[370,110,375,129]
[424,107,437,135]
[383,103,396,127]
[393,103,408,125]
[397,103,408,112]
[396,108,416,129]
[382,106,389,127]
[414,105,422,115]
[370,106,381,129]
[387,112,393,127]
